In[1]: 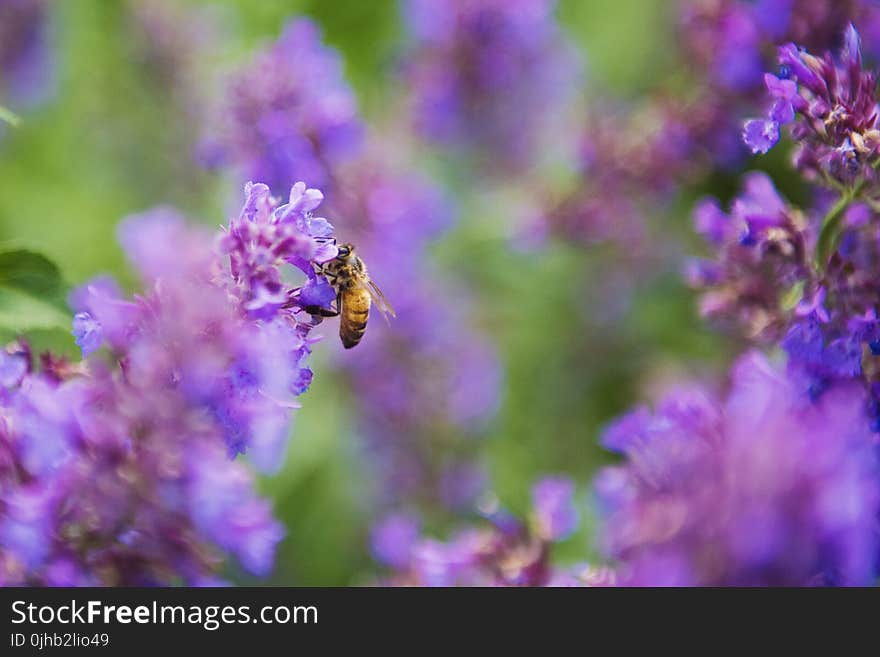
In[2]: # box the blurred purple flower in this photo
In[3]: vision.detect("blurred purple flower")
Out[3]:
[0,0,54,108]
[532,477,578,542]
[1,180,336,585]
[400,0,581,172]
[688,171,810,339]
[0,351,28,388]
[187,444,284,577]
[202,19,362,194]
[0,485,53,571]
[596,352,879,586]
[375,478,597,586]
[71,312,102,356]
[370,513,422,569]
[710,3,764,91]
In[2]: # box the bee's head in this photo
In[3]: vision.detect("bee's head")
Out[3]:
[336,243,355,261]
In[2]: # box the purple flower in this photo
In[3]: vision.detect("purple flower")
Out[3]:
[202,19,362,195]
[691,21,880,436]
[765,73,798,123]
[187,444,284,577]
[652,1,880,187]
[743,118,780,154]
[532,477,578,542]
[202,8,503,523]
[71,312,102,356]
[0,0,54,108]
[752,0,793,40]
[400,0,580,172]
[0,350,28,388]
[596,352,879,586]
[693,198,730,244]
[795,287,830,323]
[543,0,871,249]
[69,276,138,353]
[2,180,336,585]
[297,275,336,311]
[13,376,76,477]
[0,485,53,570]
[689,172,809,339]
[745,24,880,185]
[375,477,590,586]
[370,513,421,569]
[221,180,338,322]
[711,4,763,91]
[781,316,825,365]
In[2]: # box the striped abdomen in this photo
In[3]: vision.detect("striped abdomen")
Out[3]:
[339,287,371,349]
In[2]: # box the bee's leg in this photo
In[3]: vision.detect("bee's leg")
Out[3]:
[302,292,341,318]
[283,291,338,315]
[303,306,339,317]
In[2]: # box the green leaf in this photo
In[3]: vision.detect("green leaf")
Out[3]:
[0,326,79,358]
[0,248,65,298]
[0,248,71,334]
[0,287,71,333]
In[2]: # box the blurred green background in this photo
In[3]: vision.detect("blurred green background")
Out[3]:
[0,0,737,584]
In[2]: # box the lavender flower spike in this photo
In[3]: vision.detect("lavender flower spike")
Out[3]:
[400,0,580,172]
[373,476,598,587]
[0,0,54,108]
[744,24,880,186]
[596,352,879,586]
[1,180,336,585]
[202,19,362,195]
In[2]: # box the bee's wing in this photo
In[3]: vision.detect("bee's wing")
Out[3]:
[362,278,395,324]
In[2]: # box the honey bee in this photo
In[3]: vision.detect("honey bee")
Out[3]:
[305,242,395,349]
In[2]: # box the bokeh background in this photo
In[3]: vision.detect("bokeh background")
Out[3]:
[0,0,776,585]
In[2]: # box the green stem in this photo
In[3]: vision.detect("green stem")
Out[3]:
[815,158,880,268]
[0,105,20,127]
[815,182,864,269]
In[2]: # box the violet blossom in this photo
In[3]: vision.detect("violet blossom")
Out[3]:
[0,0,53,108]
[372,476,612,586]
[596,352,879,586]
[399,0,580,173]
[687,171,811,341]
[743,24,880,187]
[692,25,880,433]
[202,18,362,194]
[0,181,335,585]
